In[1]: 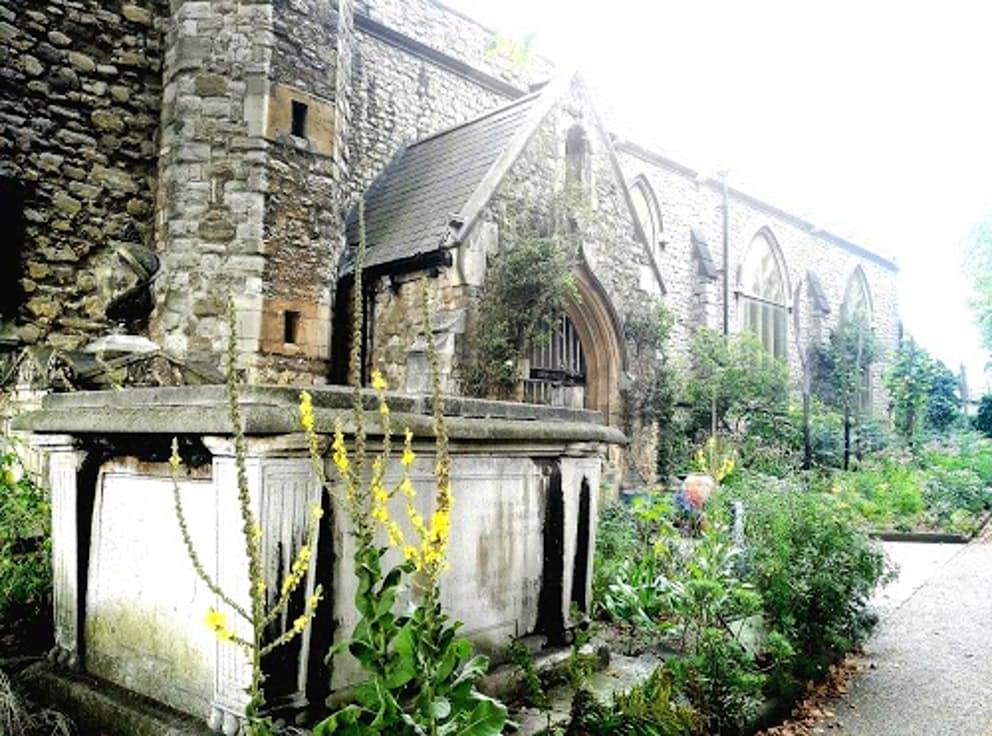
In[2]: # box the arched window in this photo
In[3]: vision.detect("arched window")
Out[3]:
[630,176,663,261]
[739,230,788,359]
[524,313,586,408]
[841,267,873,411]
[565,125,590,195]
[841,267,872,327]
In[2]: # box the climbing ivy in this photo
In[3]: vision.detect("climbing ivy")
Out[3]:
[623,302,683,480]
[461,234,578,399]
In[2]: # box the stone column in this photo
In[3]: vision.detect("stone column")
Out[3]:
[31,434,87,671]
[203,436,322,734]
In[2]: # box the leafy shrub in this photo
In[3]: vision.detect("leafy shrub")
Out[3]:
[0,445,51,623]
[461,234,577,399]
[834,457,926,530]
[923,467,991,521]
[664,526,766,734]
[684,328,790,442]
[591,501,639,618]
[975,395,992,438]
[923,432,992,485]
[718,473,888,690]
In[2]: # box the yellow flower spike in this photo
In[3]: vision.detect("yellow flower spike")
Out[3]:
[251,523,262,541]
[399,477,415,499]
[292,614,309,634]
[371,369,387,392]
[205,607,234,642]
[299,391,315,433]
[169,438,181,471]
[403,545,419,562]
[310,502,323,521]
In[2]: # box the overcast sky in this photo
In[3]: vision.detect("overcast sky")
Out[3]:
[448,0,992,393]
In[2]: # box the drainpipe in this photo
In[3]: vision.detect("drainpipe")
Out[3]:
[720,172,730,336]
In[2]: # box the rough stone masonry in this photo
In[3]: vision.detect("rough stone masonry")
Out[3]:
[1,0,900,466]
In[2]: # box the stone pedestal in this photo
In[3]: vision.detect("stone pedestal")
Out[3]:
[29,434,86,671]
[13,385,623,732]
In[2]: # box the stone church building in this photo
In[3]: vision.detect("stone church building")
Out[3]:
[1,0,899,444]
[0,0,902,728]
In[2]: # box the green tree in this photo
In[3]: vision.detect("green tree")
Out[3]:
[812,322,876,469]
[684,328,790,441]
[624,302,683,480]
[967,219,992,354]
[885,337,934,446]
[925,360,961,434]
[974,395,992,438]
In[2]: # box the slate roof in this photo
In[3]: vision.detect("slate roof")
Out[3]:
[344,90,544,272]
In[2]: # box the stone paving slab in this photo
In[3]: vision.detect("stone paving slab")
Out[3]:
[814,539,992,736]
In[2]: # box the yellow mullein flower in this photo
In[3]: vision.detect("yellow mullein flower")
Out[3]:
[292,614,309,634]
[371,369,387,392]
[403,545,419,563]
[299,390,315,433]
[332,421,350,476]
[251,523,262,541]
[385,520,405,547]
[310,502,323,521]
[205,607,234,642]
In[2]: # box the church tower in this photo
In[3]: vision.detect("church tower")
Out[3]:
[151,0,354,383]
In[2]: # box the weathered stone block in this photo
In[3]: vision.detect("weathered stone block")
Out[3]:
[67,51,96,72]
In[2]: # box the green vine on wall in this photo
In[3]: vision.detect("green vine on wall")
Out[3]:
[461,234,578,400]
[622,301,682,480]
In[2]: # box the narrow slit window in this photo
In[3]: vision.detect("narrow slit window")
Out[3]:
[291,100,308,138]
[283,310,301,344]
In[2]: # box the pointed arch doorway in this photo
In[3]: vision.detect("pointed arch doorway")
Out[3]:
[523,266,624,427]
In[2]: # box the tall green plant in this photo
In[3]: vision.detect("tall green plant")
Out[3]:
[624,302,682,479]
[0,445,50,622]
[925,359,961,434]
[684,328,789,440]
[812,321,876,468]
[170,300,322,732]
[313,203,506,735]
[885,337,933,445]
[461,234,577,399]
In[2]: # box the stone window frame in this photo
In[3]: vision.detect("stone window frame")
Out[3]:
[736,227,791,360]
[629,174,665,265]
[840,265,875,411]
[564,124,593,199]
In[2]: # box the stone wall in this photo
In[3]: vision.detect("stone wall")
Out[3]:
[150,0,273,371]
[346,0,551,198]
[255,0,352,383]
[151,0,353,384]
[0,0,166,349]
[615,144,901,415]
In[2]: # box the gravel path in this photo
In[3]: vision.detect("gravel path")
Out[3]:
[813,539,992,736]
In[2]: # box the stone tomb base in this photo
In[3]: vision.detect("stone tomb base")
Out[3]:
[15,385,624,733]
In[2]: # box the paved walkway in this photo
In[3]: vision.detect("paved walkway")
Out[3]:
[813,539,992,736]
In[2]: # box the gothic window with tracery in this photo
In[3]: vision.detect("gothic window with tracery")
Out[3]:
[739,231,788,359]
[842,267,873,411]
[630,176,663,263]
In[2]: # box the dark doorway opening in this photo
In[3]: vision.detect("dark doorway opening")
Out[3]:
[570,477,591,614]
[535,459,565,645]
